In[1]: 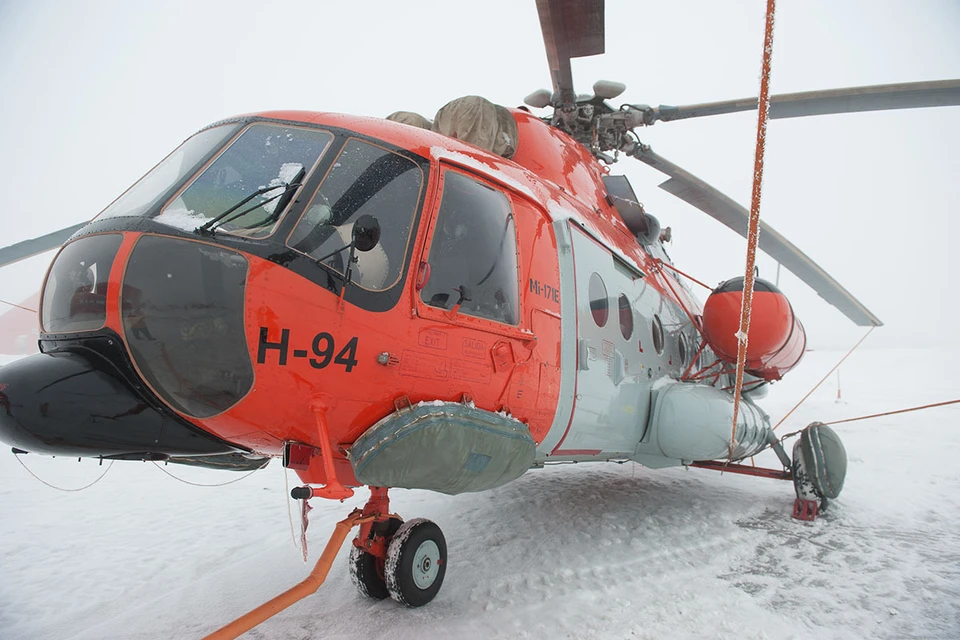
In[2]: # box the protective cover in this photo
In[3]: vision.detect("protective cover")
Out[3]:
[432,96,519,158]
[386,111,433,130]
[798,422,847,499]
[349,401,535,494]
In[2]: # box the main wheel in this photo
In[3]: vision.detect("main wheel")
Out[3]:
[384,518,447,607]
[792,422,848,513]
[349,516,403,600]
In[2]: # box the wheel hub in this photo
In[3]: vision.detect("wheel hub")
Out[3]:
[412,540,440,589]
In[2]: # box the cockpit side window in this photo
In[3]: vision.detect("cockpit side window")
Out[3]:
[287,138,424,291]
[420,171,519,325]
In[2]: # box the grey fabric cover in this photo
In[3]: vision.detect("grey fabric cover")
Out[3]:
[349,402,535,494]
[432,96,519,158]
[799,422,847,499]
[386,111,434,130]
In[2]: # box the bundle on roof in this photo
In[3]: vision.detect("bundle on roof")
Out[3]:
[385,111,433,130]
[432,95,518,158]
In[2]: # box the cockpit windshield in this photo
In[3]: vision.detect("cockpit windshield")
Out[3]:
[287,138,424,291]
[157,124,333,236]
[97,124,240,221]
[95,122,334,238]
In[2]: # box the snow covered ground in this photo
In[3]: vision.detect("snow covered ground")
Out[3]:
[1,346,958,639]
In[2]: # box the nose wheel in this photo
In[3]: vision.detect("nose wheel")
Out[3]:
[349,515,403,599]
[348,487,447,607]
[384,518,447,607]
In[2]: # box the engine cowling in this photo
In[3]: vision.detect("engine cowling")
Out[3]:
[702,277,805,381]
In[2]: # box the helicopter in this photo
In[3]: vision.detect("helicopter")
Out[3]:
[1,0,958,635]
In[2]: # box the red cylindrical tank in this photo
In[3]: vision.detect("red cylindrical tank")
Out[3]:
[701,277,805,381]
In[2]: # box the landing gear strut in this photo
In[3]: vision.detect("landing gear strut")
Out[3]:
[689,422,848,522]
[349,516,404,599]
[349,486,402,599]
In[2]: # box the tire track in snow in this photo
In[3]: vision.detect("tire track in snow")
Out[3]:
[467,528,755,610]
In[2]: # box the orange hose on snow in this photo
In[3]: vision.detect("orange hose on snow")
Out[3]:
[204,510,369,640]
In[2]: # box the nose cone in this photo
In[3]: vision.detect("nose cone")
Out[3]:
[0,351,237,458]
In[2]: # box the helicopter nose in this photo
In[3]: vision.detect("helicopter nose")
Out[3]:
[0,351,238,459]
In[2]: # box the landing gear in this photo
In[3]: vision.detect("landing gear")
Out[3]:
[792,438,826,519]
[348,487,447,606]
[349,515,403,599]
[791,422,848,520]
[209,486,447,638]
[384,518,447,607]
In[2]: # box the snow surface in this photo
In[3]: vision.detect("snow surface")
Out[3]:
[1,347,958,639]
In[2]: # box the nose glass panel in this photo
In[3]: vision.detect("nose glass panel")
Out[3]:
[122,236,253,418]
[41,234,123,333]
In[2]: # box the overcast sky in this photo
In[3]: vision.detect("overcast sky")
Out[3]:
[1,0,957,349]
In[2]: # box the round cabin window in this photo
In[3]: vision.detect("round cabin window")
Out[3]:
[679,333,688,366]
[652,314,664,355]
[618,294,633,340]
[589,273,608,327]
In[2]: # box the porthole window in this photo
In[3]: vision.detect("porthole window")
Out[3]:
[652,314,664,355]
[589,273,608,327]
[679,333,688,366]
[618,294,633,340]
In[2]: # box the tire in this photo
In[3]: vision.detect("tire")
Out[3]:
[349,516,403,600]
[384,518,447,607]
[792,438,828,511]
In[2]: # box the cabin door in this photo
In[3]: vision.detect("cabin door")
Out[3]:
[552,223,651,457]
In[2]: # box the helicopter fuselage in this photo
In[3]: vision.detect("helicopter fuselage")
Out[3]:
[0,108,791,492]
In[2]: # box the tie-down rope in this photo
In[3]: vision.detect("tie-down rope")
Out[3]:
[730,0,778,458]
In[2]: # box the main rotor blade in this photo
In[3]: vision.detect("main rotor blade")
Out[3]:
[631,146,882,327]
[0,223,86,269]
[649,79,960,123]
[535,0,605,106]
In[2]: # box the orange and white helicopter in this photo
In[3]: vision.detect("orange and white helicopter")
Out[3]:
[1,0,958,635]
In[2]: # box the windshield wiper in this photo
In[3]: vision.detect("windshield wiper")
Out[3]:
[195,176,304,236]
[239,167,307,231]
